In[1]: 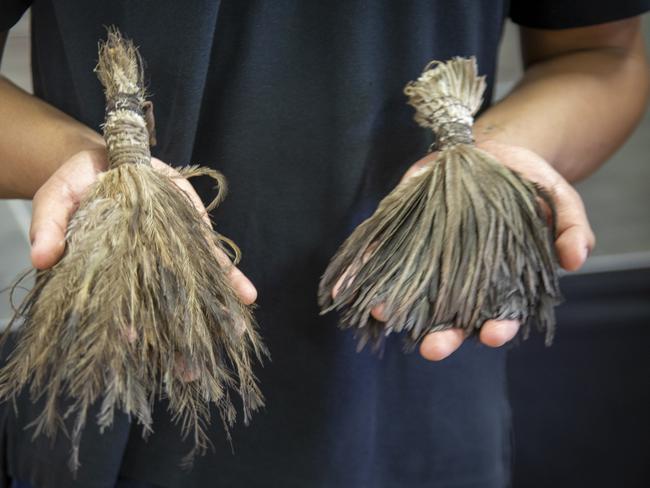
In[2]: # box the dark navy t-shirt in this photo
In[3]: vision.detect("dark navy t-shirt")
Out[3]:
[0,2,648,487]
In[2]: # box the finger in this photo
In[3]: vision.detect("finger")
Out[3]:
[228,265,258,305]
[479,319,520,347]
[550,183,596,271]
[152,161,258,304]
[30,176,78,270]
[174,352,199,383]
[419,329,465,361]
[174,179,213,226]
[152,160,213,227]
[213,246,257,305]
[364,157,436,320]
[370,302,387,321]
[477,142,595,271]
[124,325,137,343]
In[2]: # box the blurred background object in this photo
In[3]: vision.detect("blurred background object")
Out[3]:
[1,11,649,488]
[0,13,31,331]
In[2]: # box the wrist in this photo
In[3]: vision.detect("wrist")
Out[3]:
[68,145,109,172]
[60,129,107,166]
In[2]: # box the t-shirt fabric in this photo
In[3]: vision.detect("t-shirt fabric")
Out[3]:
[0,2,648,487]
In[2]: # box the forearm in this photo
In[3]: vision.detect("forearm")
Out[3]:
[0,75,105,198]
[474,22,650,183]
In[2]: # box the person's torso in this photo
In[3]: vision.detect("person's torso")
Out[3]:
[9,2,512,487]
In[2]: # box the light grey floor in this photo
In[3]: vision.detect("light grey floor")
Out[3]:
[1,13,649,325]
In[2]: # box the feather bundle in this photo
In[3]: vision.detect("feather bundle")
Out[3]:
[0,28,266,471]
[319,57,561,350]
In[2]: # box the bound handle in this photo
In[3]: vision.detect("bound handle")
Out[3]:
[404,57,486,151]
[96,28,156,169]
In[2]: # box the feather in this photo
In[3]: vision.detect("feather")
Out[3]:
[0,28,267,471]
[319,57,561,349]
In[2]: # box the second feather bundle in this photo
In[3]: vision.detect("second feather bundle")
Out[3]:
[319,57,561,350]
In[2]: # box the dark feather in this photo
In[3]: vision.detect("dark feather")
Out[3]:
[319,57,561,350]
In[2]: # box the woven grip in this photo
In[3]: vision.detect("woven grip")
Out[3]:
[96,28,153,169]
[404,57,486,150]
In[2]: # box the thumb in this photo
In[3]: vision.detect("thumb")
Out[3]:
[30,176,79,269]
[29,148,107,269]
[550,182,596,271]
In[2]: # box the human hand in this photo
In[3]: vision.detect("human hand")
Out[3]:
[30,147,256,301]
[333,140,595,361]
[29,148,257,379]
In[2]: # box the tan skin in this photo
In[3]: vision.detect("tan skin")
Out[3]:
[0,17,649,365]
